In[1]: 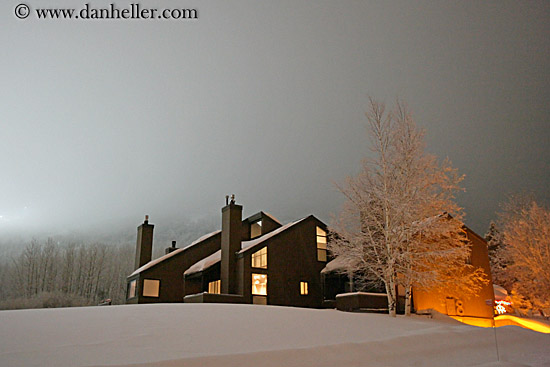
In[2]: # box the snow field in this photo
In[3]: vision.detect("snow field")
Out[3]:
[0,303,548,367]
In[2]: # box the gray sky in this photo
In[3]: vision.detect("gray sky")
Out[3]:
[1,0,549,237]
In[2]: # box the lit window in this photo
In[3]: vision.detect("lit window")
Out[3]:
[251,247,267,269]
[316,227,327,262]
[300,281,309,295]
[142,279,160,297]
[252,273,267,295]
[208,280,221,294]
[251,220,262,238]
[127,279,137,299]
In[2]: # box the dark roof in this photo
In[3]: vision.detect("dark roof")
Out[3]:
[244,211,281,224]
[184,217,308,276]
[130,230,221,276]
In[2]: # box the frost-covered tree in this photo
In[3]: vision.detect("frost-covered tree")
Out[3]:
[484,221,512,290]
[485,222,504,260]
[329,98,485,316]
[498,196,550,309]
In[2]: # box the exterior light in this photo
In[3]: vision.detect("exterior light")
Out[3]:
[494,300,512,314]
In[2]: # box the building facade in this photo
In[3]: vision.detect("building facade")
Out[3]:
[411,226,495,318]
[127,200,494,318]
[126,199,329,308]
[321,223,495,317]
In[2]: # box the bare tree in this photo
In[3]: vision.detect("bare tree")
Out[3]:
[498,196,550,309]
[20,240,41,297]
[61,243,77,294]
[2,238,135,309]
[39,239,59,293]
[485,221,512,290]
[330,98,483,316]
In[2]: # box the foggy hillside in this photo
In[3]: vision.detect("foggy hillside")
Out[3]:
[0,216,222,309]
[0,214,220,256]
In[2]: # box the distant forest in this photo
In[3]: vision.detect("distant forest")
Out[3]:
[0,216,218,310]
[0,239,133,308]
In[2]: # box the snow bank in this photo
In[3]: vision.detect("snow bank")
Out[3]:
[0,303,548,367]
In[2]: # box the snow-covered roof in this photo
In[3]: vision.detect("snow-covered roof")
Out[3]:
[184,217,307,276]
[129,230,221,277]
[321,256,359,274]
[188,230,222,248]
[493,284,509,301]
[184,250,221,275]
[238,217,306,254]
[335,292,387,298]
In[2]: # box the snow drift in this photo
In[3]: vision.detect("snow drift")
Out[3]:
[0,303,548,367]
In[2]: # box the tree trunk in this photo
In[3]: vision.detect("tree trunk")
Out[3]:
[385,278,397,317]
[404,285,412,316]
[347,269,354,292]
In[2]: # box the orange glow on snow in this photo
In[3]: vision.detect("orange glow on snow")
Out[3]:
[450,315,550,334]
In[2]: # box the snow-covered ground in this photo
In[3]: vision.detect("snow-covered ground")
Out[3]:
[0,303,548,367]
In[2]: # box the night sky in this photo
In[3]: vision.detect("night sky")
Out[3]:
[2,1,549,237]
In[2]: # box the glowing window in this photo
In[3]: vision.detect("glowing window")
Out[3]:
[127,279,137,299]
[142,279,160,297]
[252,273,267,295]
[208,280,221,294]
[300,281,309,295]
[316,227,327,262]
[251,247,267,269]
[251,220,262,238]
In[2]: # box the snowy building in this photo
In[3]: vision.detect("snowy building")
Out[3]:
[321,223,495,318]
[126,198,329,307]
[412,226,495,318]
[126,199,494,318]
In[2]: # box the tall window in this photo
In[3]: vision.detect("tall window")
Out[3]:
[316,226,327,262]
[142,279,160,297]
[252,273,267,296]
[208,280,221,294]
[127,279,137,299]
[300,281,309,295]
[251,247,267,269]
[251,220,262,238]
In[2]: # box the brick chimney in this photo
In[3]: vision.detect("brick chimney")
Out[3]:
[135,215,154,270]
[165,240,178,255]
[221,196,242,294]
